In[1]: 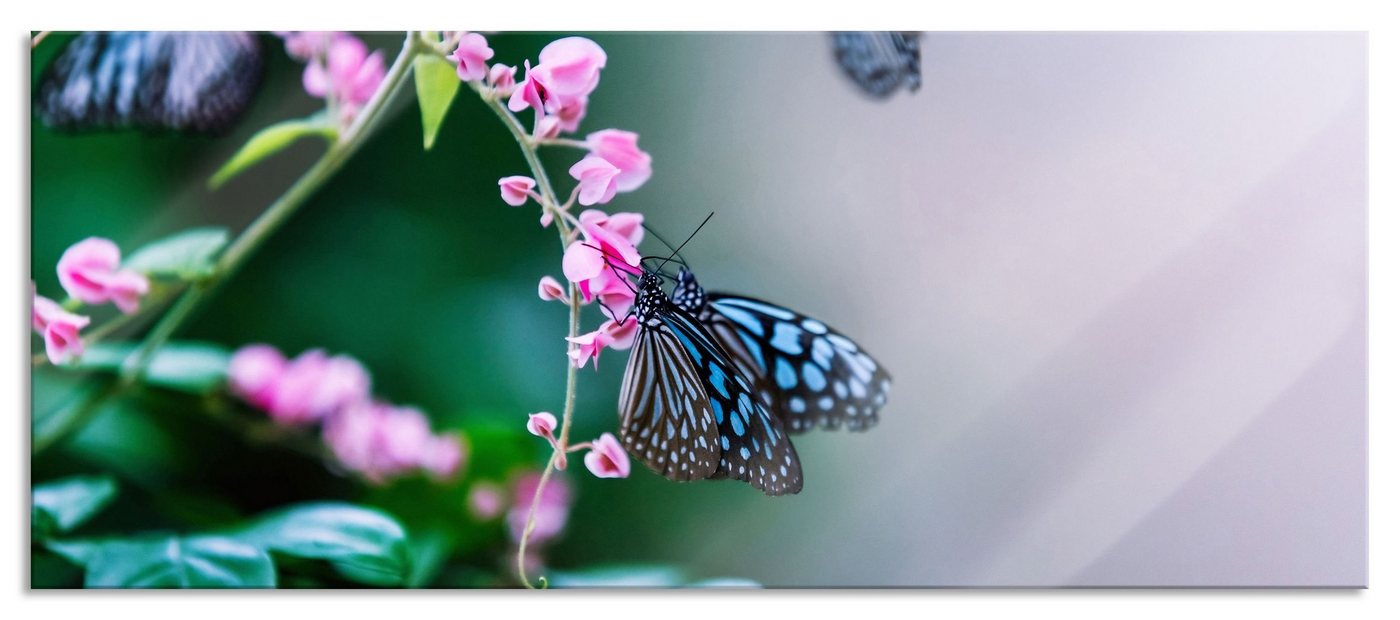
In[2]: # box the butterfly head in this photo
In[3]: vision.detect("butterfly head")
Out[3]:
[633,271,668,321]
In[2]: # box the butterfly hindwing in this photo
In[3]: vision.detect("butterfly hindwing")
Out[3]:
[670,269,891,434]
[36,31,263,133]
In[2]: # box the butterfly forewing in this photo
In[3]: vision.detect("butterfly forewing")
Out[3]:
[618,324,722,481]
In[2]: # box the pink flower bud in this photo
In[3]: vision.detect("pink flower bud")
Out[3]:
[450,33,493,82]
[583,432,630,479]
[498,175,536,207]
[533,115,561,140]
[526,412,558,438]
[467,482,505,520]
[488,63,517,91]
[537,275,567,302]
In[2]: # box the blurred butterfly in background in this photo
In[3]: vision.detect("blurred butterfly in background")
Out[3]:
[34,31,264,133]
[830,31,922,99]
[610,216,892,495]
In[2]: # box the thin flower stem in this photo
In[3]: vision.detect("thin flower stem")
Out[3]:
[538,137,590,150]
[33,32,430,456]
[471,81,587,589]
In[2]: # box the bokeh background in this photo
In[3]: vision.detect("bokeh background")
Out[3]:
[30,32,1366,586]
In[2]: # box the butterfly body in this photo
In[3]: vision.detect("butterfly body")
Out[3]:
[670,268,892,433]
[619,272,803,495]
[35,31,263,133]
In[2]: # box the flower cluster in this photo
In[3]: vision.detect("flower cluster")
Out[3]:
[31,237,151,364]
[280,32,386,126]
[228,343,463,484]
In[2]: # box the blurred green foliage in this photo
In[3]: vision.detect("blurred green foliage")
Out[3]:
[30,32,773,588]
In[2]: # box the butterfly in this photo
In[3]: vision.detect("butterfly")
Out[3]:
[34,32,264,133]
[830,31,922,99]
[619,270,804,496]
[669,268,892,433]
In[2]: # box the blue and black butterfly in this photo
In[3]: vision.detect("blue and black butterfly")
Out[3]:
[619,269,803,496]
[34,31,263,133]
[830,31,922,99]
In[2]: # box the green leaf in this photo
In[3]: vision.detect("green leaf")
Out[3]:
[233,502,412,586]
[75,342,230,394]
[414,55,460,150]
[209,115,337,188]
[47,535,276,588]
[122,228,229,280]
[32,475,118,539]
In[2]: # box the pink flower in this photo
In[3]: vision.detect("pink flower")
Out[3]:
[586,129,652,192]
[507,60,547,115]
[538,275,567,302]
[467,482,504,520]
[532,115,561,140]
[569,156,621,206]
[526,412,558,438]
[508,37,607,117]
[565,318,638,368]
[323,401,460,484]
[57,237,149,314]
[420,434,466,480]
[279,31,347,61]
[561,210,645,315]
[602,315,640,350]
[552,97,588,134]
[565,328,610,369]
[534,37,607,111]
[227,344,287,411]
[450,33,493,82]
[507,471,573,543]
[32,294,89,365]
[498,175,537,207]
[488,63,516,91]
[583,432,630,478]
[265,350,370,426]
[303,34,384,117]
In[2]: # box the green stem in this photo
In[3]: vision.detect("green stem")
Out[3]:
[470,82,586,589]
[34,32,430,456]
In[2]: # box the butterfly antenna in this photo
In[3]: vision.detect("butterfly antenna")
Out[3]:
[662,212,714,267]
[641,223,691,269]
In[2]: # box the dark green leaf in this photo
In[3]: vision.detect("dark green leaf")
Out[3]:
[32,475,117,538]
[122,228,229,280]
[209,115,337,188]
[74,342,230,394]
[47,535,276,588]
[233,502,412,586]
[414,55,460,150]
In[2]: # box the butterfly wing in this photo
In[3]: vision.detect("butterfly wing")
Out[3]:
[829,31,922,98]
[624,300,803,495]
[618,323,723,482]
[701,294,892,434]
[35,32,263,133]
